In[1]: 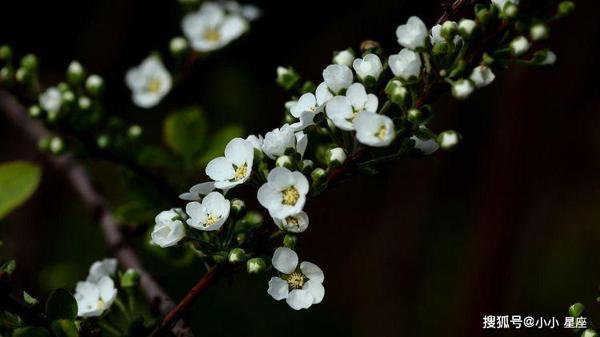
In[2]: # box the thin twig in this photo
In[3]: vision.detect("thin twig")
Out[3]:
[0,90,194,337]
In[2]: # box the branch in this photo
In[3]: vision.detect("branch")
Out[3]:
[0,90,194,337]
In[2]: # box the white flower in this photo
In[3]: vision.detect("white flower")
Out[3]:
[273,212,309,233]
[469,66,495,88]
[411,136,439,155]
[325,83,378,131]
[151,209,186,248]
[452,79,474,99]
[288,89,330,131]
[262,125,307,159]
[510,36,530,56]
[492,0,519,10]
[333,49,354,67]
[352,54,383,81]
[257,167,309,219]
[125,56,172,108]
[328,147,347,164]
[458,19,477,37]
[206,138,254,189]
[396,16,428,50]
[354,112,395,147]
[439,131,460,149]
[542,51,557,65]
[39,87,62,113]
[182,2,249,52]
[388,49,422,80]
[74,276,117,317]
[322,64,353,94]
[431,24,462,45]
[87,259,117,283]
[267,247,324,310]
[246,134,264,150]
[179,182,215,201]
[186,191,230,231]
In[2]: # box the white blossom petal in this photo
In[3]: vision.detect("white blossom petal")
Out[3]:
[286,289,313,310]
[267,277,289,301]
[272,247,298,274]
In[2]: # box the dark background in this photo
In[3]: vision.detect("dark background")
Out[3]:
[1,0,599,336]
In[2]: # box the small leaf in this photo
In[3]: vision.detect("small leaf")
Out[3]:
[0,259,16,275]
[46,289,77,321]
[12,327,50,337]
[50,319,79,337]
[0,161,41,219]
[163,107,208,160]
[23,291,39,306]
[198,125,245,166]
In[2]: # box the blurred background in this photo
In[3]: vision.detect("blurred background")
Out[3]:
[0,0,599,336]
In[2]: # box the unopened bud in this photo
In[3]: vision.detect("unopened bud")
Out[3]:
[327,147,346,167]
[503,3,518,18]
[311,168,326,183]
[61,91,76,106]
[96,134,110,149]
[360,40,381,54]
[458,19,477,39]
[451,79,474,100]
[385,80,407,106]
[38,137,51,152]
[530,24,549,41]
[510,36,530,56]
[582,330,598,337]
[49,136,64,155]
[438,130,461,150]
[300,159,314,173]
[211,252,228,264]
[127,125,142,139]
[532,49,557,66]
[569,303,585,317]
[85,74,104,96]
[20,54,38,71]
[78,96,92,111]
[236,232,247,245]
[557,1,575,17]
[276,66,300,91]
[231,198,246,216]
[407,108,425,124]
[120,269,140,288]
[476,8,493,26]
[333,49,354,67]
[15,68,32,84]
[170,37,189,56]
[67,61,86,85]
[28,105,42,119]
[0,66,14,85]
[276,155,293,169]
[228,248,246,264]
[0,45,12,61]
[441,21,458,41]
[283,234,297,249]
[246,257,267,274]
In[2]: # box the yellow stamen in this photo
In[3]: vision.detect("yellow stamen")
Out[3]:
[281,186,300,206]
[287,272,305,289]
[203,28,221,42]
[285,216,299,227]
[233,164,248,181]
[206,214,220,226]
[146,78,161,93]
[376,125,387,140]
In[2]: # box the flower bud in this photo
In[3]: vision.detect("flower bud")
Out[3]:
[228,248,246,264]
[276,155,293,169]
[61,91,76,106]
[49,136,65,155]
[236,232,247,245]
[530,24,549,41]
[15,68,32,84]
[569,303,585,317]
[244,211,263,228]
[510,36,530,56]
[532,49,557,66]
[503,3,518,18]
[441,21,458,41]
[385,80,407,106]
[230,198,246,216]
[311,167,326,183]
[283,234,297,249]
[438,130,461,150]
[85,74,104,96]
[432,41,449,55]
[360,40,381,54]
[451,79,474,100]
[120,269,140,288]
[57,82,70,93]
[276,66,300,91]
[458,19,477,39]
[0,45,12,61]
[300,159,314,174]
[126,125,142,140]
[301,81,316,94]
[169,37,189,56]
[0,66,14,85]
[38,137,51,152]
[96,134,110,149]
[557,1,575,17]
[20,54,38,71]
[78,96,92,111]
[28,105,42,119]
[476,8,493,26]
[583,330,598,337]
[407,108,425,124]
[67,61,86,85]
[246,257,267,274]
[333,49,354,67]
[327,148,346,167]
[212,252,228,264]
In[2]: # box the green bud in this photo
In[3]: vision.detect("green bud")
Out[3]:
[276,66,300,91]
[333,48,354,67]
[569,303,585,317]
[583,329,598,337]
[85,74,104,96]
[283,234,297,249]
[407,108,425,124]
[236,232,247,245]
[476,8,493,26]
[311,167,326,183]
[15,67,32,84]
[0,66,14,85]
[300,159,314,174]
[127,125,142,139]
[96,134,110,149]
[437,130,461,150]
[212,252,228,264]
[49,136,64,155]
[20,54,38,71]
[327,147,346,167]
[530,23,549,41]
[360,40,381,55]
[228,248,246,264]
[0,45,12,61]
[301,81,316,94]
[66,61,86,85]
[169,37,189,56]
[246,257,267,274]
[482,53,495,66]
[458,19,477,39]
[385,80,407,106]
[276,155,294,169]
[510,36,531,56]
[57,82,70,93]
[502,3,518,18]
[78,96,92,111]
[557,1,575,17]
[231,198,246,216]
[120,269,140,288]
[38,137,51,152]
[244,211,263,228]
[61,91,76,106]
[28,105,42,119]
[432,41,450,55]
[441,21,458,41]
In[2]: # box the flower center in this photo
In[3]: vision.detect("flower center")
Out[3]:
[281,186,300,206]
[206,214,220,226]
[376,125,387,140]
[285,216,299,227]
[287,272,305,289]
[145,78,162,93]
[95,299,106,310]
[203,28,222,42]
[233,164,248,181]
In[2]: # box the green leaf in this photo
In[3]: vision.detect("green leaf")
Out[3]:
[23,291,39,306]
[163,107,208,160]
[12,327,50,337]
[46,289,77,321]
[0,161,41,219]
[50,319,79,337]
[198,125,245,166]
[1,259,16,275]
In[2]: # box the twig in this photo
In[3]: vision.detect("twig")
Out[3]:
[0,90,194,337]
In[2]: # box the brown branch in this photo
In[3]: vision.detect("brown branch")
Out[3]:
[153,267,220,337]
[0,90,194,337]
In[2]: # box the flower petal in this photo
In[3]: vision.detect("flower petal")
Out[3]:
[286,289,314,310]
[272,247,298,274]
[300,262,324,282]
[267,277,289,301]
[303,279,325,304]
[206,157,235,181]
